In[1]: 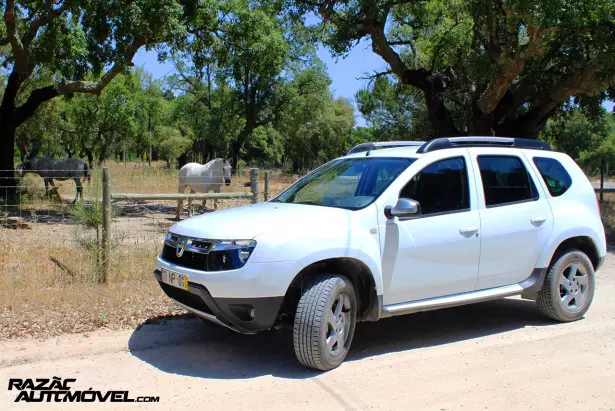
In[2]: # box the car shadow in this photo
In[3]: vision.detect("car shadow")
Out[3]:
[128,297,555,380]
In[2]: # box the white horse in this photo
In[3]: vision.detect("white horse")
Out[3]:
[178,158,232,215]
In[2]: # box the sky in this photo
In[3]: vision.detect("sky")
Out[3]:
[132,40,385,127]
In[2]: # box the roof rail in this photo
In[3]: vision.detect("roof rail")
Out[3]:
[346,141,425,155]
[417,137,552,154]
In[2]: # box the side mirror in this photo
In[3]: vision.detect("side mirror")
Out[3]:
[384,198,421,219]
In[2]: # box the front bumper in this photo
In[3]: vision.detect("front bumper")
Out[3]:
[153,269,284,334]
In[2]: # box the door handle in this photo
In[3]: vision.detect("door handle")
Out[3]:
[530,216,547,226]
[459,226,478,237]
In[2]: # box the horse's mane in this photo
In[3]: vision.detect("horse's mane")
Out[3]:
[203,158,224,166]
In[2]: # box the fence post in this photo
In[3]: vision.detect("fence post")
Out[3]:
[250,168,260,204]
[101,168,111,283]
[264,171,270,201]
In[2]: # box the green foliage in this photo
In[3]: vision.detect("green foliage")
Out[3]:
[578,113,615,173]
[356,76,430,141]
[245,125,285,164]
[156,126,193,168]
[542,109,615,162]
[70,202,104,229]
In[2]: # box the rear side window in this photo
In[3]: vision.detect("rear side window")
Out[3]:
[477,155,538,207]
[533,157,572,197]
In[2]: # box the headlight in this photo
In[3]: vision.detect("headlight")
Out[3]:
[208,240,257,271]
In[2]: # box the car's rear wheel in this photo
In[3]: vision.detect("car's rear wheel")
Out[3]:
[537,250,595,322]
[293,274,357,371]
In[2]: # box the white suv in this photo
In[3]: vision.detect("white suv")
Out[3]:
[154,137,606,370]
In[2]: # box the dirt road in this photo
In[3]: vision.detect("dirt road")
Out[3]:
[2,256,615,410]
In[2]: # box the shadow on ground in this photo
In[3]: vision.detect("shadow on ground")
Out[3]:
[129,297,555,379]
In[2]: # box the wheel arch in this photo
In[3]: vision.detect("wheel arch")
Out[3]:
[548,236,601,270]
[279,257,381,322]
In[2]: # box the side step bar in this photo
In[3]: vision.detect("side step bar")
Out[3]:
[381,267,547,318]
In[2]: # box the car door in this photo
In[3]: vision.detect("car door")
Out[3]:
[469,148,554,290]
[378,151,481,305]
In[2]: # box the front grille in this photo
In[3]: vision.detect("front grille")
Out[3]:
[158,282,213,314]
[161,244,207,270]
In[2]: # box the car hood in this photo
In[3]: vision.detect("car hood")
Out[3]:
[169,202,354,240]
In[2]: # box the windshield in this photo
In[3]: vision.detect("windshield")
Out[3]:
[273,157,415,210]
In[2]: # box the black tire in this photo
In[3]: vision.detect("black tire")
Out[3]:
[293,274,357,371]
[537,250,595,322]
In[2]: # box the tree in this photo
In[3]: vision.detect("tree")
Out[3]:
[0,0,185,197]
[577,112,615,201]
[356,76,430,141]
[133,68,167,166]
[297,0,615,139]
[540,109,606,160]
[156,125,192,168]
[170,65,243,163]
[211,0,290,167]
[172,0,295,168]
[274,63,354,170]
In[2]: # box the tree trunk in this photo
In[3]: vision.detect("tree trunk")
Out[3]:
[84,147,95,170]
[229,139,242,170]
[422,89,459,138]
[229,112,256,169]
[0,71,21,199]
[0,119,17,199]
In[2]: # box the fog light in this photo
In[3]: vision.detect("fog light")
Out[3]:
[229,304,255,321]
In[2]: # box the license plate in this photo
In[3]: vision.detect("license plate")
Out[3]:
[161,269,189,291]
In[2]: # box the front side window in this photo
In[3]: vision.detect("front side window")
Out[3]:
[400,157,469,215]
[478,155,538,207]
[533,157,572,197]
[273,157,415,210]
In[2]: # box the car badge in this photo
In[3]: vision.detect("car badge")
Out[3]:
[176,239,187,258]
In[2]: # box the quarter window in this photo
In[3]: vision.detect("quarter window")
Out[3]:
[400,157,469,215]
[477,155,538,207]
[533,157,572,197]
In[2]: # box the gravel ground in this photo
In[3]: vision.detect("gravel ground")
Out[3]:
[1,253,614,410]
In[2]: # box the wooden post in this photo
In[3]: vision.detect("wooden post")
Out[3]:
[600,160,605,203]
[264,171,271,201]
[101,168,111,283]
[251,168,260,204]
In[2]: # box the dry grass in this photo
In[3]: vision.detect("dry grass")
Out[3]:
[0,223,182,339]
[598,193,615,242]
[1,161,293,340]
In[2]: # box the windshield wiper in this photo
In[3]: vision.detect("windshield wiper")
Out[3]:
[294,201,321,205]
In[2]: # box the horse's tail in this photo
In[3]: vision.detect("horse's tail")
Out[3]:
[84,162,91,184]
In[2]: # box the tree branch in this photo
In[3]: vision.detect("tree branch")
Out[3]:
[496,62,615,137]
[14,37,146,126]
[4,0,29,75]
[478,2,600,115]
[23,0,73,48]
[365,22,410,82]
[357,69,393,84]
[386,40,414,46]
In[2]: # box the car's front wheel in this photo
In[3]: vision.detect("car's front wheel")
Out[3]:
[537,250,595,322]
[293,274,357,371]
